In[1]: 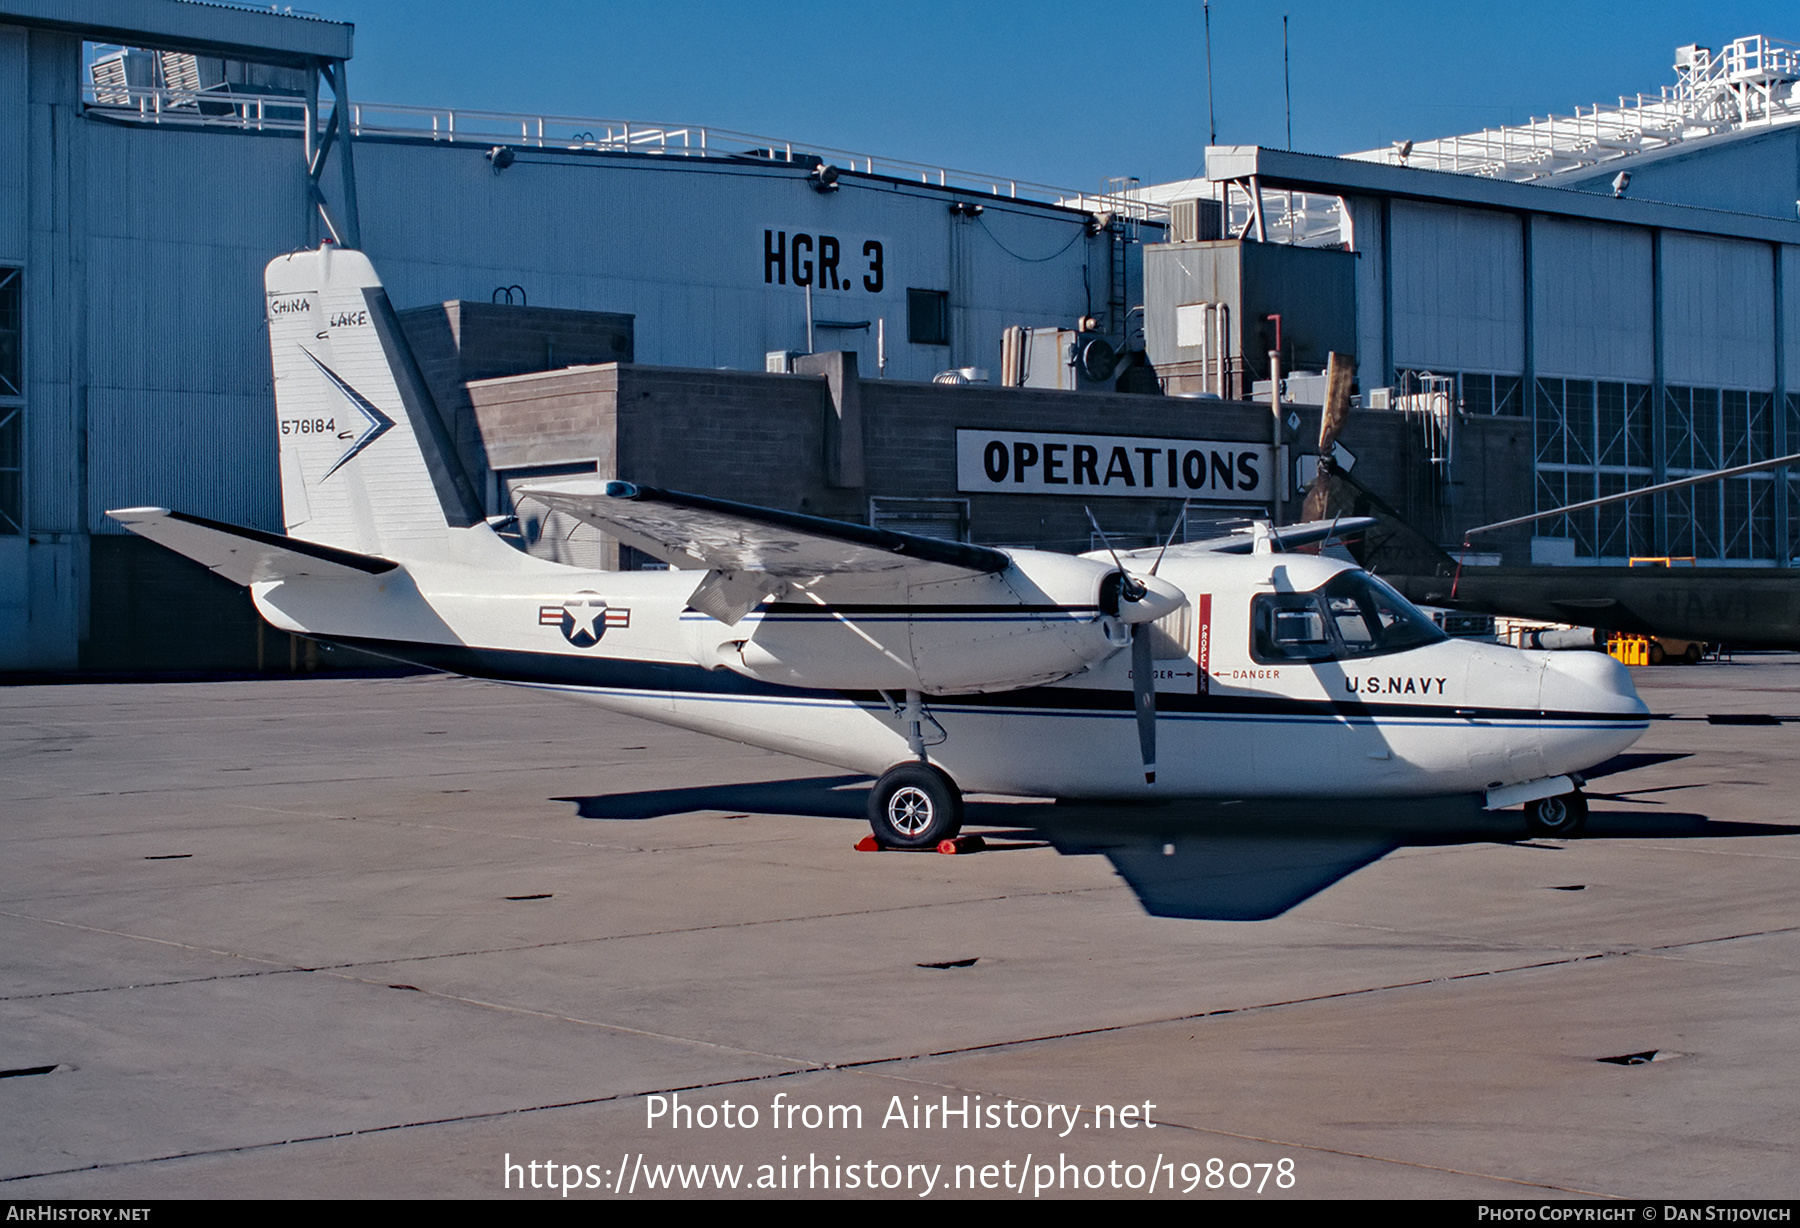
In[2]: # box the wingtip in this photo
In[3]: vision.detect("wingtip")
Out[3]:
[105,506,172,523]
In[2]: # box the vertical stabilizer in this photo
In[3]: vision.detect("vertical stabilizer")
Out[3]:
[266,245,482,559]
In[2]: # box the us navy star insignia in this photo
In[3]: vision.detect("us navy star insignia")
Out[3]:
[538,592,630,648]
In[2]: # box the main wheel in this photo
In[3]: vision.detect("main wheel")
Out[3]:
[868,763,963,849]
[1525,790,1588,838]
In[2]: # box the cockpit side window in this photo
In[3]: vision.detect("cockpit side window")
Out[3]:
[1250,571,1446,665]
[1253,594,1337,662]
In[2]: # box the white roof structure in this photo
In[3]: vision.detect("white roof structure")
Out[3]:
[1343,35,1800,183]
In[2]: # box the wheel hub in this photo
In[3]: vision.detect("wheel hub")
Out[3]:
[888,786,935,836]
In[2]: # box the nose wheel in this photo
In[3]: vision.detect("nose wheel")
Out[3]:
[868,763,964,849]
[1525,790,1588,838]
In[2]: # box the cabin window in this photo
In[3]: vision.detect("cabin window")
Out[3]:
[1251,572,1444,665]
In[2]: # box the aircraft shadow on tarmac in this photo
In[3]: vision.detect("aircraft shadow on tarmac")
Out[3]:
[555,753,1795,921]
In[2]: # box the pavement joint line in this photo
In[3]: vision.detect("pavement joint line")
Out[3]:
[9,762,610,801]
[317,970,824,1066]
[0,883,1126,1000]
[1613,842,1800,861]
[1645,923,1800,953]
[809,952,1618,1078]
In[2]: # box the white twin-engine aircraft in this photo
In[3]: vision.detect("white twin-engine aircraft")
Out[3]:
[111,245,1649,847]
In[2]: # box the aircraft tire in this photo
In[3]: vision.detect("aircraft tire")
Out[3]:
[1524,790,1588,838]
[868,763,963,849]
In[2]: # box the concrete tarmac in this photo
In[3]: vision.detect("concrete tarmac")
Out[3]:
[3,659,1798,1200]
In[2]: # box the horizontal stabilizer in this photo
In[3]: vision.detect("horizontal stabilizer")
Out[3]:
[515,479,1011,582]
[1134,516,1380,559]
[107,507,399,586]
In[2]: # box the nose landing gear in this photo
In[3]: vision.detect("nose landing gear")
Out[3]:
[1525,790,1588,838]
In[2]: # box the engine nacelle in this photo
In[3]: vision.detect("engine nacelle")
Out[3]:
[691,550,1185,694]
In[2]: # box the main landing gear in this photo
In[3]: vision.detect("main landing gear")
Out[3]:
[867,762,964,849]
[1524,790,1589,838]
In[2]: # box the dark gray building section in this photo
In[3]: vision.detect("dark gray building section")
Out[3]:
[1143,240,1357,396]
[464,352,1535,565]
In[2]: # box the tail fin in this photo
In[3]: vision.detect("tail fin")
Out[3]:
[266,244,482,559]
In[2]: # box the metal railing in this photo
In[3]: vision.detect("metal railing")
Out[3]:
[79,79,1151,215]
[1343,34,1800,183]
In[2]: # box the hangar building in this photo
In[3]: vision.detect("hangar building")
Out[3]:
[1135,35,1800,568]
[4,2,1800,672]
[0,0,1151,670]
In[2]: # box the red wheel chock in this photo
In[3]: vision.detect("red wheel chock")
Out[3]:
[854,834,987,854]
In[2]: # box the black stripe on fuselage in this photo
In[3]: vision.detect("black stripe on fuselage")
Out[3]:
[323,636,1645,725]
[755,603,1102,616]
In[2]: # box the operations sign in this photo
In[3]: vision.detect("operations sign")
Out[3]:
[956,429,1274,501]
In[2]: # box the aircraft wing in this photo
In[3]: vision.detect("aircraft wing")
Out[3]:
[517,479,1009,580]
[516,480,1014,624]
[107,507,399,585]
[1118,516,1379,560]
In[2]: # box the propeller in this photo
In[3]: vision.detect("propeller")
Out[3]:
[1301,351,1356,525]
[1087,506,1191,786]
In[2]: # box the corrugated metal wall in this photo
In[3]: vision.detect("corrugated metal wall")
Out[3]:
[1345,195,1384,382]
[1389,200,1523,375]
[1785,245,1800,393]
[353,142,1097,384]
[1661,232,1775,389]
[0,26,25,263]
[1532,217,1653,381]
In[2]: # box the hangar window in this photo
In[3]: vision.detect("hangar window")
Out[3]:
[907,289,949,346]
[1534,378,1656,561]
[0,266,20,535]
[1250,572,1444,665]
[1394,369,1522,417]
[1662,385,1775,562]
[1460,372,1523,417]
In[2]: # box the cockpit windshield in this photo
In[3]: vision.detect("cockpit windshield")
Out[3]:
[1251,571,1447,664]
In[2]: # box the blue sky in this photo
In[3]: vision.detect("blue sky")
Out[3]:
[331,1,1800,192]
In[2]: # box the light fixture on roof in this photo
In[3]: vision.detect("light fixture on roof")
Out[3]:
[1612,171,1631,198]
[487,145,515,173]
[1395,139,1413,164]
[809,163,840,193]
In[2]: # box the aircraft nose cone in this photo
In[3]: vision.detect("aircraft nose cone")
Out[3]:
[1539,649,1648,718]
[1534,648,1651,778]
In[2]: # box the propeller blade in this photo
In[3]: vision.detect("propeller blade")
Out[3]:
[1086,506,1148,605]
[1302,351,1357,524]
[1132,624,1156,785]
[1150,498,1192,577]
